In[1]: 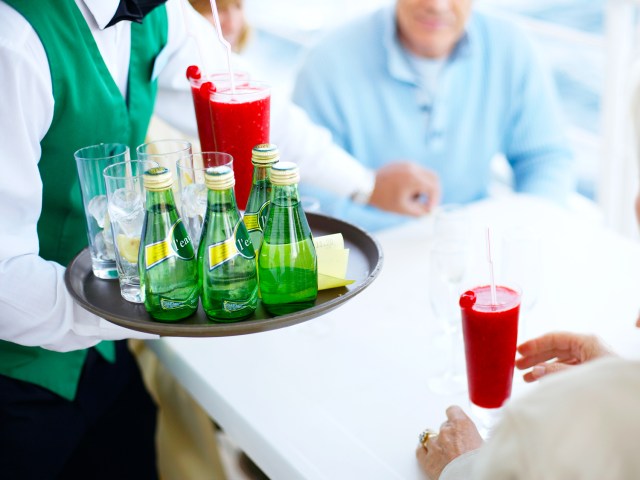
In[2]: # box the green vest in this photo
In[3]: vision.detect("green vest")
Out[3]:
[0,0,168,400]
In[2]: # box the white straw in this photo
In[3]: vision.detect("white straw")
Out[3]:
[208,0,236,93]
[486,227,498,305]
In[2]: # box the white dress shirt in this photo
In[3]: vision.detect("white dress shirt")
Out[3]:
[0,0,374,351]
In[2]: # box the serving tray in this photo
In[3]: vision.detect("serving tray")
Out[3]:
[65,212,383,337]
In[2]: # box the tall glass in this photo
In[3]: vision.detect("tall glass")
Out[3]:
[427,205,469,395]
[459,284,521,435]
[176,152,234,250]
[74,143,129,279]
[136,139,192,210]
[209,81,270,210]
[103,160,158,303]
[186,68,250,153]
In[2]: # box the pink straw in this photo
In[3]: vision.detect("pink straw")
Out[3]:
[486,227,498,305]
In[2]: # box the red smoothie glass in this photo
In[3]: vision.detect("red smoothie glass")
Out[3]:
[209,82,270,210]
[186,66,250,153]
[459,285,521,409]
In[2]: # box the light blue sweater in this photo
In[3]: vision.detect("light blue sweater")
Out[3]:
[293,6,574,231]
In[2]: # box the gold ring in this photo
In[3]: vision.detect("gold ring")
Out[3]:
[419,428,438,448]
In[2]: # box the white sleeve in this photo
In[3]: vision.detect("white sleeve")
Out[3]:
[439,450,481,480]
[0,4,157,352]
[270,97,375,199]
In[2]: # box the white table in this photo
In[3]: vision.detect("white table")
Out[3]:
[148,196,640,480]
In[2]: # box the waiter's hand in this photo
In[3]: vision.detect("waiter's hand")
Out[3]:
[369,162,440,216]
[416,406,483,480]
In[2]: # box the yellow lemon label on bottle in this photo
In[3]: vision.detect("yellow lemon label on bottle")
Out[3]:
[243,201,269,232]
[145,219,194,269]
[145,239,172,269]
[243,213,260,232]
[207,221,255,271]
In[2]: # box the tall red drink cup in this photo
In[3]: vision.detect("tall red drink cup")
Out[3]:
[209,82,270,210]
[459,285,521,409]
[185,66,250,154]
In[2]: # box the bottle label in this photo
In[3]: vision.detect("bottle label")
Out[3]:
[145,219,194,269]
[223,300,249,313]
[160,298,188,310]
[207,221,255,271]
[243,201,270,232]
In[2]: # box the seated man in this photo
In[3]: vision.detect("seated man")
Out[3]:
[293,0,574,231]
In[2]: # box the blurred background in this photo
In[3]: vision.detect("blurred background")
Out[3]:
[241,0,640,239]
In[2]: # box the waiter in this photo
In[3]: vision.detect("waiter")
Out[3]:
[0,0,442,477]
[0,0,170,477]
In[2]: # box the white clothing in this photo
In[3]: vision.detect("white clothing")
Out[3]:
[0,0,375,352]
[442,357,640,480]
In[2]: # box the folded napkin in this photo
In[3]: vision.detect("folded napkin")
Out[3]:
[313,233,355,290]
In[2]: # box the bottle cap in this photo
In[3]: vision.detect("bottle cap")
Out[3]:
[251,143,280,166]
[204,165,235,190]
[143,166,173,191]
[270,162,299,186]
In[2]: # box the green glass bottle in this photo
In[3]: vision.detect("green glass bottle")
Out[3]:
[139,167,199,321]
[258,162,318,315]
[243,143,279,252]
[198,166,258,321]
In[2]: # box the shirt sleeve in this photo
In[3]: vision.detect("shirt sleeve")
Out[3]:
[0,6,157,351]
[503,32,575,204]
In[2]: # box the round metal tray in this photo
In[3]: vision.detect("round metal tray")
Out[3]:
[65,212,383,337]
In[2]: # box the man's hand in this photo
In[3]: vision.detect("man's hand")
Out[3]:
[415,406,483,480]
[369,162,440,216]
[516,331,615,382]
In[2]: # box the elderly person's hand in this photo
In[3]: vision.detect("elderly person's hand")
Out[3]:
[369,161,440,216]
[516,331,615,382]
[415,406,483,480]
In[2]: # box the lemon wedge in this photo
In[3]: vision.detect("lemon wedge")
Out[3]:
[116,234,141,263]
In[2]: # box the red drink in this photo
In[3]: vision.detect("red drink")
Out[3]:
[209,83,270,210]
[460,285,521,408]
[186,67,251,154]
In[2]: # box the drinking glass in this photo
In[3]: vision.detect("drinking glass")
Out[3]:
[186,69,250,153]
[103,160,158,303]
[459,284,521,436]
[427,205,470,395]
[427,239,468,394]
[176,152,234,250]
[136,139,192,210]
[209,81,270,210]
[74,143,129,279]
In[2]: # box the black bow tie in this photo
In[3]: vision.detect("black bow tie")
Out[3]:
[106,0,168,27]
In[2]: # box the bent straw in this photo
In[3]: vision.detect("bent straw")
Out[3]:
[486,227,498,305]
[207,0,236,93]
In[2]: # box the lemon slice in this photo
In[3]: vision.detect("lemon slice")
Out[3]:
[116,234,141,263]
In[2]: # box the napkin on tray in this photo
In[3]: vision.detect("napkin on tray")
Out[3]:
[313,233,355,290]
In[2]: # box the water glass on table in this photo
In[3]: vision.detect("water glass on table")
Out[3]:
[459,284,521,436]
[176,152,233,250]
[103,160,158,303]
[426,205,470,395]
[74,143,129,279]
